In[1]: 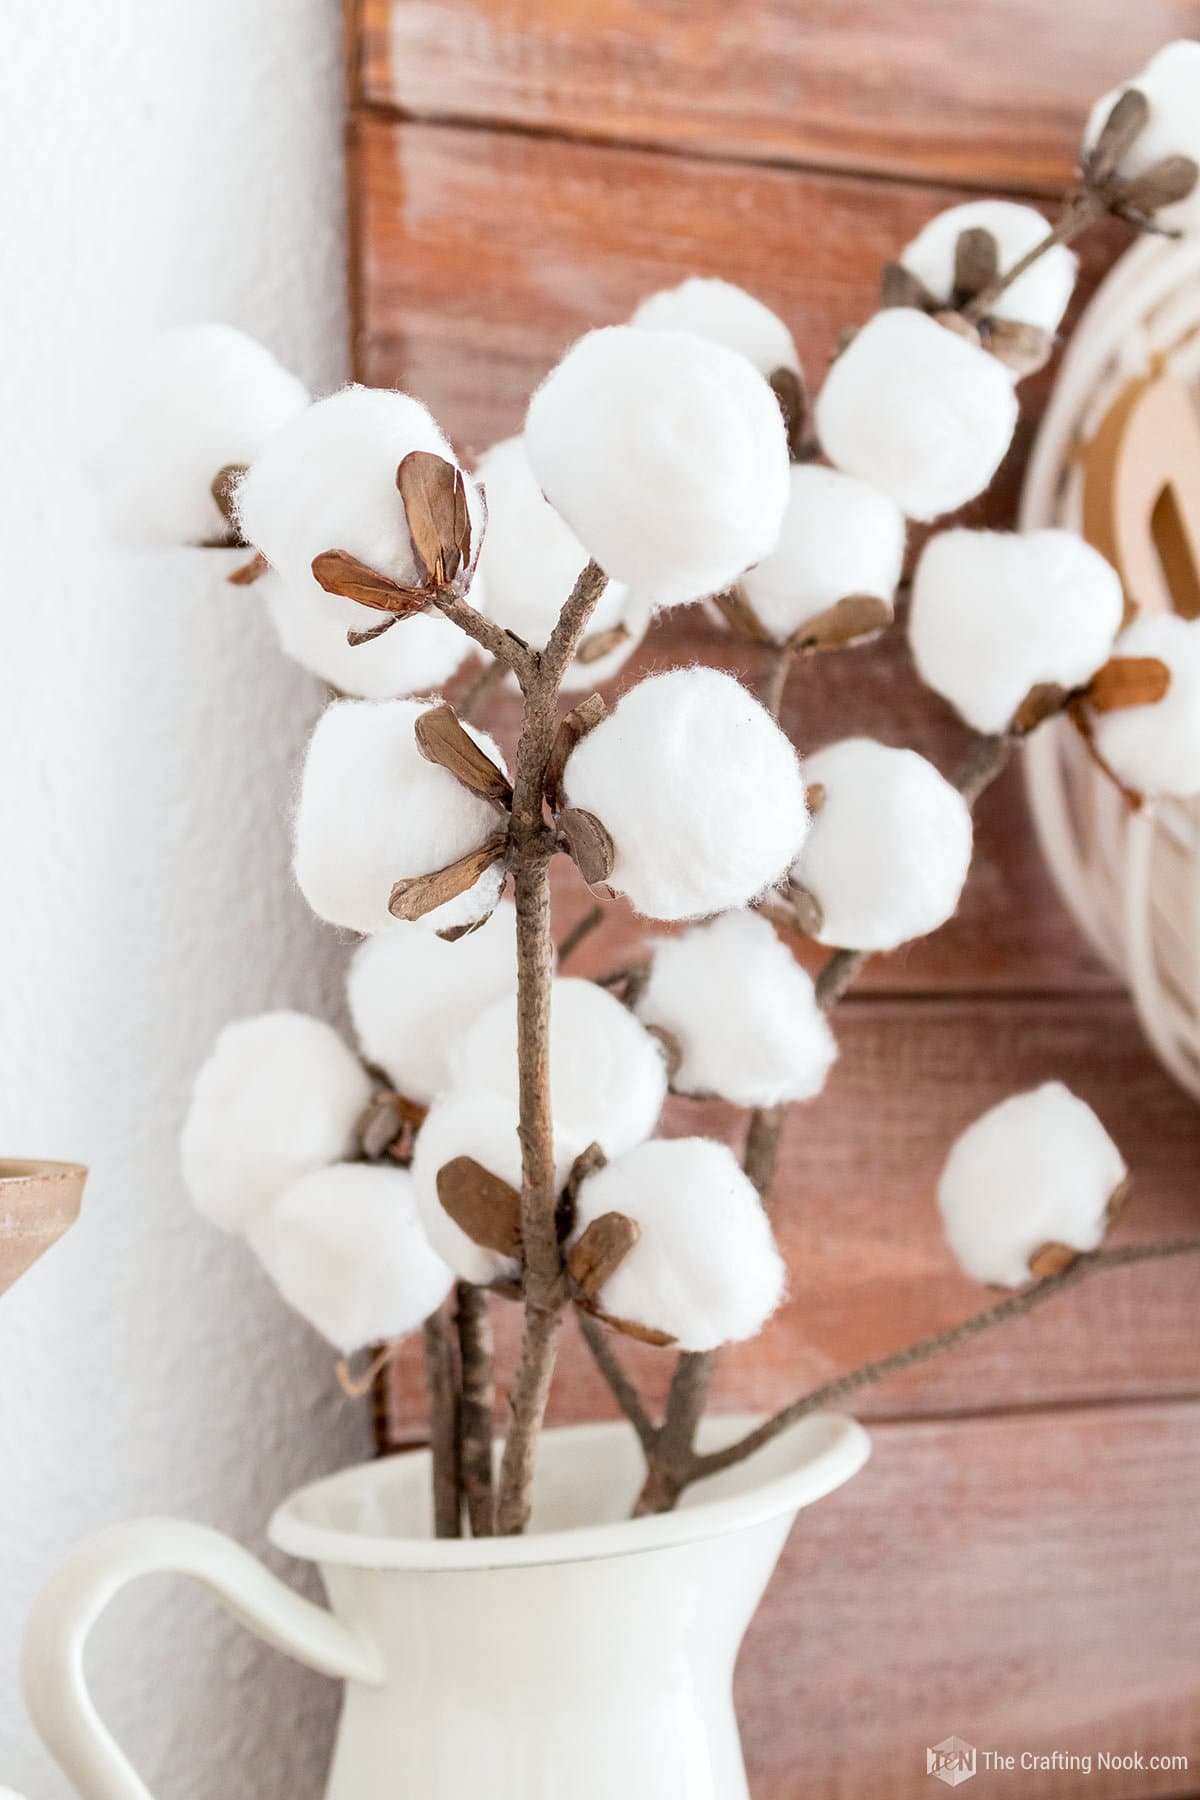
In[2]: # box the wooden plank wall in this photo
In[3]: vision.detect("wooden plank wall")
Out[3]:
[344,7,1200,1792]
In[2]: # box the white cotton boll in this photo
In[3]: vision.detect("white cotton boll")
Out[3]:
[525,326,790,607]
[563,667,808,921]
[237,383,484,624]
[264,574,469,699]
[294,698,509,937]
[631,276,801,379]
[89,324,310,547]
[255,1163,453,1354]
[635,910,836,1107]
[1084,42,1200,234]
[449,977,667,1158]
[571,1138,786,1351]
[181,1012,372,1234]
[900,201,1077,333]
[473,436,647,689]
[740,465,906,641]
[909,528,1124,735]
[790,740,973,952]
[411,1093,581,1286]
[1091,613,1200,798]
[815,309,1019,521]
[938,1082,1127,1288]
[348,902,517,1104]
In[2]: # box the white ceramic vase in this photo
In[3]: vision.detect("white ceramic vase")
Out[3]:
[23,1413,869,1800]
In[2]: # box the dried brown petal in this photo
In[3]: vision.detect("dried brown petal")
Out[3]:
[1084,655,1171,713]
[880,262,937,312]
[574,1298,677,1347]
[1011,681,1070,736]
[985,320,1054,379]
[1106,1174,1133,1225]
[789,592,893,653]
[806,782,827,816]
[1066,699,1145,811]
[563,1142,607,1208]
[645,1024,684,1082]
[567,1211,641,1302]
[436,1156,523,1258]
[545,694,607,813]
[415,703,513,807]
[768,365,809,460]
[558,808,615,887]
[1085,87,1150,190]
[227,549,270,587]
[388,833,509,922]
[211,463,248,530]
[786,881,824,937]
[1028,1240,1079,1279]
[1112,154,1200,219]
[711,584,772,643]
[576,623,630,666]
[953,226,999,302]
[311,548,432,615]
[396,450,471,588]
[347,615,399,647]
[932,309,983,348]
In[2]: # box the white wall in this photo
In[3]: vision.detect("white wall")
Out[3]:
[0,4,371,1796]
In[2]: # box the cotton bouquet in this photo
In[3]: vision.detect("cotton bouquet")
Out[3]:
[109,44,1200,1534]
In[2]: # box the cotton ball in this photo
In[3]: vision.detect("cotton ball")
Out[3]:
[348,902,517,1104]
[571,1138,786,1351]
[237,384,484,648]
[815,309,1018,521]
[473,436,648,690]
[181,1012,371,1234]
[790,740,972,952]
[525,326,790,607]
[631,277,801,379]
[1090,613,1200,798]
[1084,42,1200,233]
[449,977,666,1158]
[264,574,469,699]
[900,200,1077,333]
[740,465,906,641]
[909,528,1124,734]
[88,324,309,547]
[294,698,509,937]
[635,910,836,1107]
[254,1163,453,1353]
[411,1093,580,1286]
[563,667,808,921]
[938,1082,1127,1288]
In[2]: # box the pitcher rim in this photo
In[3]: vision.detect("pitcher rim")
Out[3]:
[268,1410,869,1571]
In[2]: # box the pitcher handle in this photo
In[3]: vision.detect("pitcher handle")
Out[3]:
[21,1517,384,1800]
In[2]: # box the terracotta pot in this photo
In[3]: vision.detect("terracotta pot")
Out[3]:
[23,1412,869,1800]
[0,1159,86,1297]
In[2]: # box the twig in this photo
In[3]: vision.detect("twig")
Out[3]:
[688,1234,1200,1483]
[455,1281,495,1536]
[961,188,1105,323]
[495,559,610,1535]
[432,588,536,689]
[576,1310,660,1456]
[422,1304,462,1538]
[557,904,605,968]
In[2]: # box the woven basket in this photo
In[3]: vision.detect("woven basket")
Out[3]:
[1023,235,1200,1100]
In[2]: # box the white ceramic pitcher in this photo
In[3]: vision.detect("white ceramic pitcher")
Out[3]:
[22,1413,869,1800]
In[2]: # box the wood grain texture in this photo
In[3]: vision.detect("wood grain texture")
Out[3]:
[350,116,1127,504]
[382,991,1200,1440]
[356,1,1200,193]
[737,1402,1200,1798]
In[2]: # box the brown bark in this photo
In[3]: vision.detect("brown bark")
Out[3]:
[455,1281,496,1537]
[422,1305,462,1538]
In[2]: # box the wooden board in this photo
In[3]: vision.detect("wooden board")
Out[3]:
[355,0,1200,193]
[738,1402,1200,1798]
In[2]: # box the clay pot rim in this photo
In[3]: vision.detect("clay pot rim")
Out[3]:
[0,1158,88,1184]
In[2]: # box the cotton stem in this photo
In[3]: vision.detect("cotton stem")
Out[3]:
[494,559,609,1535]
[961,188,1106,324]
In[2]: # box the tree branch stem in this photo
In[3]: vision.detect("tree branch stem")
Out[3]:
[422,1305,462,1538]
[455,1281,495,1537]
